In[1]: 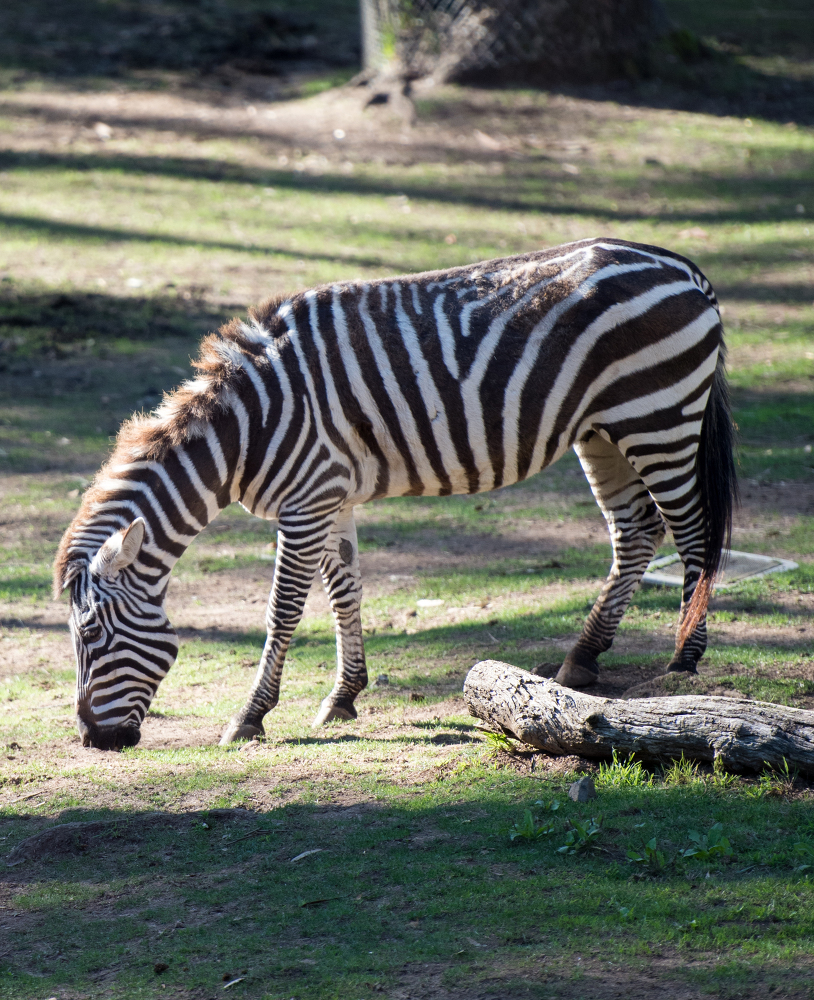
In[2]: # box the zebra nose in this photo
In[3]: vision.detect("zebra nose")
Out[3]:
[76,703,141,751]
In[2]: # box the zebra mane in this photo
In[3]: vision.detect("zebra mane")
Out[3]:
[53,298,287,596]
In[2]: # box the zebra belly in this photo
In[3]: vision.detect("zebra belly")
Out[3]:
[346,418,571,504]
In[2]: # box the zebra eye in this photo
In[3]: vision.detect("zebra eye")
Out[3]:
[79,622,103,641]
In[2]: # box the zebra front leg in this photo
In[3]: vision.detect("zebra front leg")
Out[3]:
[313,508,368,726]
[557,434,666,688]
[220,516,332,744]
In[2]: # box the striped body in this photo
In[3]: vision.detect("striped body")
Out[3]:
[55,239,736,749]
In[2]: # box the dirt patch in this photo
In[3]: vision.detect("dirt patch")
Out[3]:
[736,480,814,523]
[3,807,257,866]
[389,953,814,1000]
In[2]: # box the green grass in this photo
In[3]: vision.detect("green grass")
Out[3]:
[2,771,814,999]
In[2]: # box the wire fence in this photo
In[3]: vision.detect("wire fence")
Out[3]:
[360,0,668,83]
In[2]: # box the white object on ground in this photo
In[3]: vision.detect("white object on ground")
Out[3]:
[291,849,323,862]
[643,549,797,590]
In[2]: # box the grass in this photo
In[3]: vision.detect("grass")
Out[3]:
[1,0,814,996]
[2,770,814,999]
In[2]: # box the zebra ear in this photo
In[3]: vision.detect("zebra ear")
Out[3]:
[91,518,146,580]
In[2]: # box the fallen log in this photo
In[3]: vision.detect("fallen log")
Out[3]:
[464,660,814,774]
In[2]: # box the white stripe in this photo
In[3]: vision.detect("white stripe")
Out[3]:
[229,332,271,426]
[224,389,250,502]
[432,292,460,380]
[394,283,466,491]
[205,425,228,484]
[241,350,296,512]
[176,447,221,523]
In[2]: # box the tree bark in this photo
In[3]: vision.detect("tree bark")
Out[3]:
[359,0,668,84]
[464,660,814,774]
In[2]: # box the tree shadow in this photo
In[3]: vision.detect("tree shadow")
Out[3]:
[1,143,811,236]
[0,0,359,83]
[0,207,391,272]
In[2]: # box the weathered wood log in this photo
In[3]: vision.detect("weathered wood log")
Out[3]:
[464,660,814,774]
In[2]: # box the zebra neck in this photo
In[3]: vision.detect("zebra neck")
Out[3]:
[70,446,236,596]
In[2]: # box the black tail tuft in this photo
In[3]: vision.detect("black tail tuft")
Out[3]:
[699,342,739,580]
[679,340,739,645]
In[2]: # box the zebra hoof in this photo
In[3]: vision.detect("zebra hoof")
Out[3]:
[312,698,357,727]
[555,651,599,688]
[665,658,698,674]
[219,722,265,745]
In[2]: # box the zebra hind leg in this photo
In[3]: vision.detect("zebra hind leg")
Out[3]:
[312,508,368,727]
[637,459,711,675]
[659,509,708,674]
[556,434,666,689]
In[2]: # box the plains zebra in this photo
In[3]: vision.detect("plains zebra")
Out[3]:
[55,238,737,750]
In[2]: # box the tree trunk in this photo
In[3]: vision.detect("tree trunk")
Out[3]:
[359,0,668,83]
[464,660,814,774]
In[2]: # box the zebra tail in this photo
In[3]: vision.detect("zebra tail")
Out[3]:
[678,342,739,647]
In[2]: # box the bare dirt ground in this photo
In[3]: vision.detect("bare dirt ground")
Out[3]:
[0,79,689,171]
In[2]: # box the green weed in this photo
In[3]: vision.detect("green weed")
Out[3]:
[483,731,517,758]
[745,757,798,799]
[680,822,733,863]
[508,800,560,843]
[626,837,669,875]
[708,755,741,790]
[663,752,701,786]
[558,816,603,855]
[597,750,654,788]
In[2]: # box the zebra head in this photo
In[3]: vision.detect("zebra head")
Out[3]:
[63,518,179,750]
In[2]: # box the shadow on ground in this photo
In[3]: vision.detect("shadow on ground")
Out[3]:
[1,788,813,999]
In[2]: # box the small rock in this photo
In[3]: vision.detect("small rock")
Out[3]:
[568,776,597,803]
[154,962,169,974]
[375,673,390,686]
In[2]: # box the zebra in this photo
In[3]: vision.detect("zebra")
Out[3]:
[54,237,737,750]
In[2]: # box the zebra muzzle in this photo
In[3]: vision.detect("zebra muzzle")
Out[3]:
[76,702,142,751]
